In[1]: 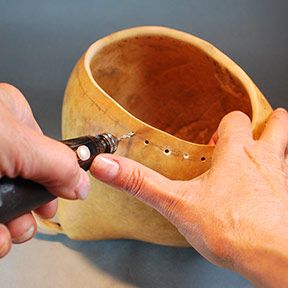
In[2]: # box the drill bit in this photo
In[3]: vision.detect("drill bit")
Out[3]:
[118,131,135,142]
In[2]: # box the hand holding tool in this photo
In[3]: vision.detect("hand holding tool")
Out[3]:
[0,132,134,224]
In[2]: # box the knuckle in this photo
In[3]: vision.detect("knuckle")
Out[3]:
[164,197,184,222]
[222,111,251,129]
[17,130,39,178]
[271,109,288,122]
[4,127,34,178]
[0,83,24,99]
[0,83,14,94]
[222,111,248,123]
[0,83,29,116]
[0,82,15,89]
[121,167,145,197]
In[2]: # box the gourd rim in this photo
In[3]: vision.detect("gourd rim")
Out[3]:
[83,26,259,145]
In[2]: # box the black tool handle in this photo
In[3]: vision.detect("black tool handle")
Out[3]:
[0,134,116,224]
[0,177,56,224]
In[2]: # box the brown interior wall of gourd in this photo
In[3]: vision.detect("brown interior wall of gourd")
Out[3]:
[90,36,252,144]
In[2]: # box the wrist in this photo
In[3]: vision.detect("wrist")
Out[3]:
[232,232,288,287]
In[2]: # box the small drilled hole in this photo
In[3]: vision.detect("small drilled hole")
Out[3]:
[201,157,206,161]
[144,140,149,145]
[163,148,171,155]
[183,153,189,159]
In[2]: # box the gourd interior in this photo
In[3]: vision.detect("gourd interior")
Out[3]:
[90,35,252,144]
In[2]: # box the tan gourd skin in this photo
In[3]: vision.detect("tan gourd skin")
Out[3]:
[37,26,272,246]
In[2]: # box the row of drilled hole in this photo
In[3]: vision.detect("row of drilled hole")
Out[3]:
[143,140,206,161]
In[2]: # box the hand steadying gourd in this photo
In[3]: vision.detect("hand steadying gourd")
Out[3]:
[91,108,288,287]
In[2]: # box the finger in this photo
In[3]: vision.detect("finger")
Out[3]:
[0,83,42,133]
[217,111,253,145]
[6,213,36,244]
[28,135,91,200]
[90,154,182,216]
[2,123,90,200]
[34,199,58,219]
[211,112,253,167]
[0,224,11,258]
[259,108,288,156]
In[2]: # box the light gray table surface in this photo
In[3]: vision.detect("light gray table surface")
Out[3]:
[0,1,287,287]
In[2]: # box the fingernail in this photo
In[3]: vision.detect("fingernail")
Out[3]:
[75,171,90,200]
[12,226,35,244]
[93,156,119,182]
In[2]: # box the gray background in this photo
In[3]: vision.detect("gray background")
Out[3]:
[0,0,287,287]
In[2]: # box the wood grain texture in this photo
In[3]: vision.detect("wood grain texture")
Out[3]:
[36,26,272,246]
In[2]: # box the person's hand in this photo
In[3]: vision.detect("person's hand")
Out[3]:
[0,83,90,258]
[91,108,288,287]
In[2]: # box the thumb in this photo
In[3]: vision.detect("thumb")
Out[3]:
[90,154,183,216]
[21,128,90,200]
[1,119,90,201]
